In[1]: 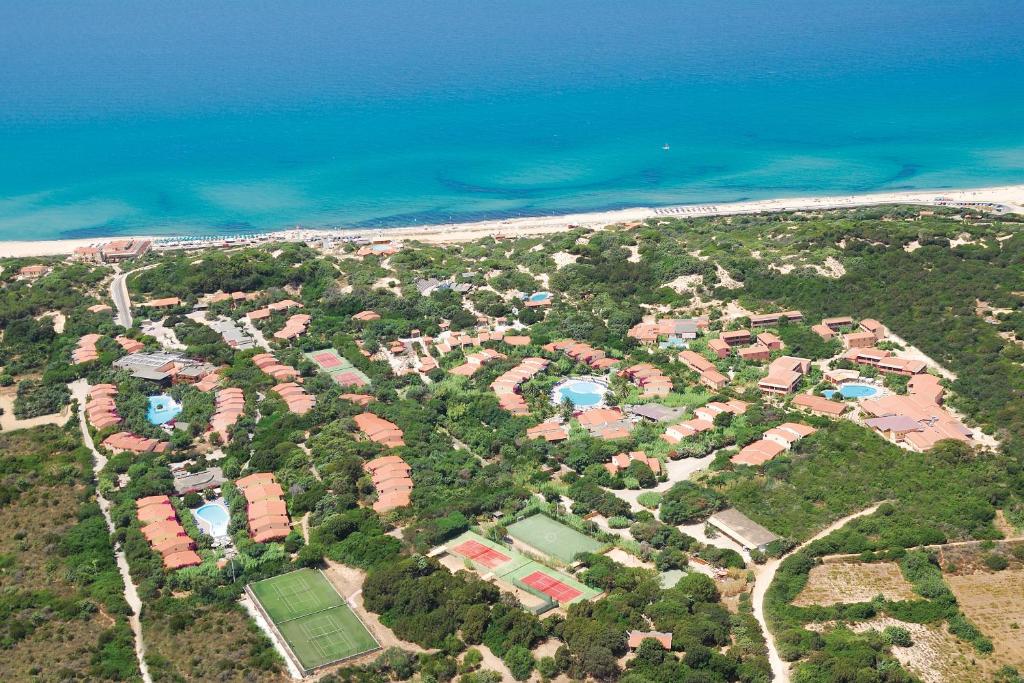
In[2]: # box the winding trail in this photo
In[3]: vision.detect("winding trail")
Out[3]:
[750,503,886,683]
[70,379,153,683]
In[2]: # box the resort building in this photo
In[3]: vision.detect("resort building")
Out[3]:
[363,455,413,512]
[273,313,311,341]
[604,451,661,476]
[576,407,633,440]
[210,388,244,442]
[236,473,291,543]
[136,495,201,569]
[353,412,405,448]
[843,348,926,375]
[101,239,151,262]
[821,316,854,331]
[842,331,877,349]
[627,317,708,344]
[719,329,752,346]
[737,344,771,362]
[85,384,121,430]
[811,324,836,341]
[73,246,103,263]
[707,508,780,552]
[252,353,300,381]
[792,393,847,418]
[116,335,144,353]
[749,310,803,328]
[113,351,217,384]
[526,421,570,442]
[859,318,887,341]
[491,357,550,415]
[708,338,730,359]
[352,310,381,322]
[272,383,315,415]
[678,349,729,389]
[72,333,103,364]
[661,418,715,445]
[450,348,507,377]
[756,332,783,350]
[693,400,748,424]
[204,316,255,349]
[171,466,225,496]
[140,297,181,309]
[19,264,49,279]
[620,363,673,398]
[626,403,685,423]
[861,376,972,451]
[758,356,811,395]
[544,340,620,370]
[102,431,168,454]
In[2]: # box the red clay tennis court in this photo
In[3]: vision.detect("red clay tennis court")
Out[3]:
[312,352,342,368]
[451,540,511,569]
[521,570,582,602]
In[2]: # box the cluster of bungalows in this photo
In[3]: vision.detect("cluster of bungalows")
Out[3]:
[85,384,121,429]
[354,412,405,448]
[273,313,311,341]
[758,356,812,395]
[792,393,847,418]
[116,335,144,353]
[526,421,569,442]
[861,374,973,451]
[433,329,530,355]
[18,264,50,279]
[113,351,218,385]
[136,495,202,569]
[708,330,783,362]
[627,316,708,345]
[577,407,633,440]
[246,299,303,322]
[620,363,672,398]
[195,369,222,392]
[604,451,661,476]
[102,431,168,454]
[491,357,550,415]
[662,400,748,446]
[210,388,244,442]
[812,315,885,346]
[355,241,400,258]
[811,315,855,341]
[199,290,261,306]
[678,350,729,390]
[236,473,291,543]
[543,340,620,371]
[363,455,413,512]
[450,348,507,377]
[750,310,804,328]
[72,333,103,364]
[843,347,926,376]
[731,422,817,466]
[272,383,315,414]
[252,353,300,381]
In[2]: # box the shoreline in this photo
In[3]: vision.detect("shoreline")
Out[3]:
[3,184,1023,259]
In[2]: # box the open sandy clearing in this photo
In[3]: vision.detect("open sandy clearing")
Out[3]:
[947,569,1024,672]
[793,561,917,607]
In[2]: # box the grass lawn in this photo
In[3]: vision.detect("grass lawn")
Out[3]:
[249,569,378,671]
[506,514,603,564]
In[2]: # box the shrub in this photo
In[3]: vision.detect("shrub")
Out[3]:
[883,626,913,647]
[607,516,630,529]
[636,492,662,509]
[984,553,1009,571]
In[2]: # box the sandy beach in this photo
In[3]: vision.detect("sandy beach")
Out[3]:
[3,184,1023,259]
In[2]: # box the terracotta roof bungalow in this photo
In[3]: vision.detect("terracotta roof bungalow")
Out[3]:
[418,355,439,372]
[491,357,550,415]
[738,344,771,362]
[859,318,887,340]
[115,335,144,353]
[268,299,302,312]
[353,412,405,448]
[356,242,400,258]
[811,324,836,341]
[875,356,927,376]
[136,496,200,570]
[194,370,223,392]
[141,297,181,308]
[544,340,620,370]
[577,407,633,440]
[693,400,749,424]
[19,264,49,279]
[698,368,729,390]
[749,310,803,328]
[756,332,783,350]
[719,329,752,346]
[101,239,151,261]
[844,347,890,366]
[364,456,413,513]
[628,630,673,650]
[352,310,381,322]
[732,439,786,466]
[661,418,715,445]
[236,473,291,543]
[451,349,507,377]
[85,385,121,430]
[504,335,531,346]
[210,387,244,442]
[758,356,811,395]
[792,393,847,418]
[627,317,706,344]
[88,303,112,314]
[272,382,316,415]
[822,316,854,330]
[340,393,375,406]
[73,246,103,262]
[273,313,311,341]
[764,422,817,447]
[708,338,730,359]
[907,374,944,404]
[72,333,103,364]
[678,350,714,374]
[252,353,300,381]
[102,431,168,454]
[605,451,661,476]
[861,391,971,452]
[843,331,877,349]
[621,363,673,398]
[526,422,570,442]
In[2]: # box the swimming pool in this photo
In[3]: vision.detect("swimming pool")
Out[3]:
[528,291,552,303]
[823,383,879,400]
[146,395,183,424]
[553,379,606,408]
[194,502,230,537]
[659,338,687,349]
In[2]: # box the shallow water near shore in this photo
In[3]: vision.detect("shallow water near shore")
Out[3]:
[1,0,1023,240]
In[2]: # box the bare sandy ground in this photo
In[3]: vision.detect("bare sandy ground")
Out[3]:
[4,184,1023,258]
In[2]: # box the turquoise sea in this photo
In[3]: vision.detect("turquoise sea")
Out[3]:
[1,1,1023,241]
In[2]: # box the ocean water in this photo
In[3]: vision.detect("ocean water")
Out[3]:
[1,0,1023,241]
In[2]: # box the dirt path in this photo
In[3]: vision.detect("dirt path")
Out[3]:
[750,503,886,683]
[69,379,153,683]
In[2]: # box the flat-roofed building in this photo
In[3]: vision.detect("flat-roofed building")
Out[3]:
[707,508,780,552]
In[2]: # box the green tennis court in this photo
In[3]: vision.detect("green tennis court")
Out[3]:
[506,514,604,564]
[248,569,379,671]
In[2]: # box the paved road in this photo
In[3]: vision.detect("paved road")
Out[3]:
[749,503,885,683]
[110,267,133,328]
[69,380,153,683]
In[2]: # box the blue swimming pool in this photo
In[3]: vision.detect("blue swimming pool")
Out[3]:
[553,379,606,408]
[194,503,230,536]
[659,338,687,349]
[823,383,879,400]
[146,395,183,424]
[528,291,552,303]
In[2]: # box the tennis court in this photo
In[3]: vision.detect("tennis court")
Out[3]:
[451,539,512,569]
[304,348,372,388]
[502,560,600,606]
[248,569,379,672]
[447,531,528,574]
[521,570,582,602]
[506,514,604,564]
